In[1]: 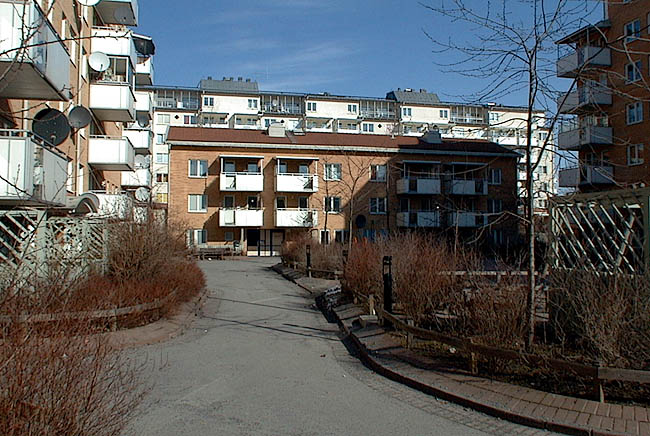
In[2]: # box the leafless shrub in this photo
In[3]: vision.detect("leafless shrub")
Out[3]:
[281,232,344,271]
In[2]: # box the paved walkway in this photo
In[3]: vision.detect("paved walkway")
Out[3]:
[124,258,553,436]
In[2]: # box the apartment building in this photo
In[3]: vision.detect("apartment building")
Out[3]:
[145,80,554,214]
[557,0,650,191]
[0,0,154,216]
[167,124,519,255]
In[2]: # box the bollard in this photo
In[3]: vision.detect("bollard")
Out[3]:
[306,244,312,278]
[342,249,349,265]
[383,256,393,329]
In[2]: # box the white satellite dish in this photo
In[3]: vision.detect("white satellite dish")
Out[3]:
[114,5,134,24]
[136,113,150,128]
[134,154,148,169]
[89,52,110,72]
[78,0,101,6]
[135,187,150,202]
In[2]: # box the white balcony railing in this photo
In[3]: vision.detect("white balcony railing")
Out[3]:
[94,0,139,27]
[220,173,263,192]
[90,83,136,122]
[557,46,611,78]
[396,178,441,195]
[396,211,440,228]
[88,136,135,171]
[123,128,152,153]
[0,130,68,205]
[219,208,264,227]
[275,209,318,227]
[557,85,612,113]
[0,1,70,100]
[275,173,318,192]
[557,125,613,151]
[121,168,151,187]
[449,212,488,228]
[90,191,134,219]
[91,27,137,68]
[134,90,152,117]
[447,179,488,195]
[135,56,154,85]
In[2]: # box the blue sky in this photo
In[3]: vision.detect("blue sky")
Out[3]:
[136,0,603,106]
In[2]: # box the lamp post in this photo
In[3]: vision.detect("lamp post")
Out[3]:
[383,255,393,328]
[306,244,311,277]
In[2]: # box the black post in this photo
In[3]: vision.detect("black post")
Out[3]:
[383,256,393,328]
[342,249,349,265]
[306,244,312,277]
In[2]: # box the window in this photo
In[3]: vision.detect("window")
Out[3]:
[628,144,644,165]
[324,163,342,180]
[488,199,502,214]
[370,164,387,182]
[157,114,170,124]
[307,102,317,111]
[188,194,207,212]
[439,109,448,118]
[625,19,641,42]
[247,196,259,209]
[225,231,235,241]
[541,166,548,174]
[223,161,235,173]
[155,173,169,183]
[156,133,165,144]
[189,229,207,245]
[362,123,374,132]
[156,153,169,164]
[626,60,642,82]
[324,196,341,213]
[248,99,258,109]
[189,159,208,177]
[320,230,330,244]
[347,104,357,113]
[247,162,260,173]
[538,132,548,141]
[370,197,387,214]
[223,196,234,208]
[402,107,412,117]
[298,164,309,174]
[627,102,643,124]
[488,168,502,185]
[298,197,308,209]
[203,97,214,106]
[276,196,287,209]
[155,193,168,203]
[335,230,350,243]
[489,112,501,122]
[184,115,197,125]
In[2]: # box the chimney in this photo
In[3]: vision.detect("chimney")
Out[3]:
[420,88,426,93]
[207,76,212,80]
[238,77,243,81]
[229,77,234,81]
[222,76,227,80]
[246,78,251,82]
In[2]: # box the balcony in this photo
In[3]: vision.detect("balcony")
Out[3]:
[557,85,612,113]
[94,0,139,26]
[90,83,136,122]
[557,46,611,78]
[447,179,488,195]
[88,136,135,171]
[396,178,441,195]
[219,208,264,227]
[276,174,318,193]
[91,191,134,219]
[559,165,614,187]
[0,130,68,206]
[0,1,70,100]
[123,128,152,154]
[135,56,154,85]
[91,27,137,67]
[396,211,440,228]
[121,168,151,187]
[275,209,318,227]
[134,90,152,118]
[449,212,488,228]
[220,173,263,192]
[557,125,612,151]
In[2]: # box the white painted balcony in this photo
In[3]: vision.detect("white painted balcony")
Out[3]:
[123,128,152,153]
[557,46,611,78]
[134,90,153,118]
[135,56,154,85]
[396,211,440,228]
[220,173,263,192]
[0,130,68,206]
[90,83,136,122]
[91,27,137,67]
[447,179,488,195]
[219,208,264,227]
[91,191,134,219]
[121,168,151,187]
[557,125,612,151]
[276,173,318,193]
[396,178,441,195]
[449,212,488,228]
[557,85,612,113]
[275,209,318,227]
[0,1,70,100]
[88,136,135,171]
[94,0,139,27]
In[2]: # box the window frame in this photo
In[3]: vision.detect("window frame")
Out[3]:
[369,197,387,215]
[625,19,641,42]
[188,194,208,213]
[324,163,342,181]
[188,159,208,178]
[369,164,387,182]
[625,60,642,83]
[156,153,169,164]
[626,101,644,125]
[488,168,502,185]
[324,196,341,213]
[627,143,644,166]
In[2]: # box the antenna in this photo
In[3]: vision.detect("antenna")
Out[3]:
[32,108,70,146]
[68,106,92,129]
[89,52,110,72]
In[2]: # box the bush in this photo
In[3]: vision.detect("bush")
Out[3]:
[281,232,344,272]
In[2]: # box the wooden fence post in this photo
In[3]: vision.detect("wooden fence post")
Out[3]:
[368,294,375,316]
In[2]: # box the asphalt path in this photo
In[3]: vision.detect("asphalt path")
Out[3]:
[125,258,554,436]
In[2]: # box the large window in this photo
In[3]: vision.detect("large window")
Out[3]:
[626,102,643,125]
[370,164,387,182]
[628,144,644,165]
[324,163,342,180]
[157,114,170,124]
[625,19,641,42]
[362,123,375,132]
[488,168,502,185]
[370,197,387,214]
[189,229,207,245]
[189,159,208,177]
[188,194,207,212]
[626,60,642,82]
[247,99,258,109]
[325,197,341,213]
[156,153,169,164]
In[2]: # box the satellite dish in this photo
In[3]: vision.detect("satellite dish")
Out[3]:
[68,106,92,128]
[33,108,70,146]
[78,0,101,5]
[136,113,150,128]
[89,52,110,72]
[135,187,150,202]
[355,214,367,229]
[134,154,148,169]
[114,5,134,24]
